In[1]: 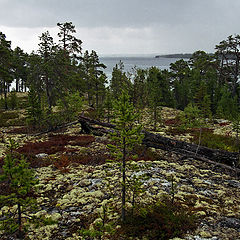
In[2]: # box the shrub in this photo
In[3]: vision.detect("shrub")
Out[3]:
[53,155,71,173]
[16,134,95,156]
[0,110,19,127]
[179,102,201,128]
[115,199,197,240]
[191,130,238,152]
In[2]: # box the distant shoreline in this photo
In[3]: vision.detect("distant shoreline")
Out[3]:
[155,53,192,59]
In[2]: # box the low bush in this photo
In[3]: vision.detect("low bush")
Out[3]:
[133,144,164,161]
[164,117,182,127]
[191,130,238,152]
[0,110,19,127]
[16,134,95,156]
[115,199,197,240]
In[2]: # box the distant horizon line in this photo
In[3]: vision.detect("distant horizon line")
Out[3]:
[99,52,193,58]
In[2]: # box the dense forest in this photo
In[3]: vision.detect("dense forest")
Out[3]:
[1,22,240,240]
[1,22,240,129]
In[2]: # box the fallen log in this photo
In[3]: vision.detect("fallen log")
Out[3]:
[79,116,240,174]
[32,120,79,136]
[142,131,239,168]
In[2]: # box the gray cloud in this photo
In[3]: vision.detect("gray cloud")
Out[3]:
[1,0,240,55]
[1,0,239,28]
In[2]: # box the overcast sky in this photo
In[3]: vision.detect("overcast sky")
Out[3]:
[0,0,240,56]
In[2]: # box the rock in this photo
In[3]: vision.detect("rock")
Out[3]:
[51,212,62,221]
[78,179,91,187]
[199,231,212,238]
[227,180,240,188]
[219,217,240,231]
[36,153,48,158]
[196,211,207,217]
[189,236,217,240]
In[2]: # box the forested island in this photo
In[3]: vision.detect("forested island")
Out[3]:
[0,22,240,240]
[155,53,193,58]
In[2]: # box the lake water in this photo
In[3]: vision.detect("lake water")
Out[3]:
[99,56,184,79]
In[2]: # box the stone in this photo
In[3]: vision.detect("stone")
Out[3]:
[78,179,91,187]
[199,231,212,238]
[227,180,240,188]
[219,217,240,231]
[36,153,48,158]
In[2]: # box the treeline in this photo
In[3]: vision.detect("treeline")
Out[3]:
[1,23,240,129]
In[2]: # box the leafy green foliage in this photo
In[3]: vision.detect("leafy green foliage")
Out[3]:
[0,32,13,110]
[126,161,150,214]
[108,92,143,157]
[82,50,106,110]
[147,67,163,131]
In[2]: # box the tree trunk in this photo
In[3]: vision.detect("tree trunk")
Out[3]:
[17,202,23,239]
[153,105,157,131]
[122,136,126,222]
[16,79,19,92]
[3,81,8,110]
[96,82,99,112]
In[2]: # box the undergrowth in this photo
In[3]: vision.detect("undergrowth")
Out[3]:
[80,198,198,240]
[116,200,197,240]
[0,110,21,127]
[16,134,95,155]
[166,126,238,152]
[191,129,238,152]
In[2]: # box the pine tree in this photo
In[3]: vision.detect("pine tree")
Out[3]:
[132,68,148,110]
[82,50,106,109]
[9,90,18,110]
[104,87,113,123]
[147,67,163,131]
[26,88,42,128]
[12,47,28,92]
[217,86,238,120]
[0,32,13,110]
[0,139,38,239]
[107,91,143,222]
[110,61,132,99]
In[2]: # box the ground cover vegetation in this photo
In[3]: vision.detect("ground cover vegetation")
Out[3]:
[0,23,240,239]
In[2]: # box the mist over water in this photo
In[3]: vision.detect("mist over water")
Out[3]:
[99,56,184,79]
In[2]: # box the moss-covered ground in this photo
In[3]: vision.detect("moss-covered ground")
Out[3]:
[0,105,240,239]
